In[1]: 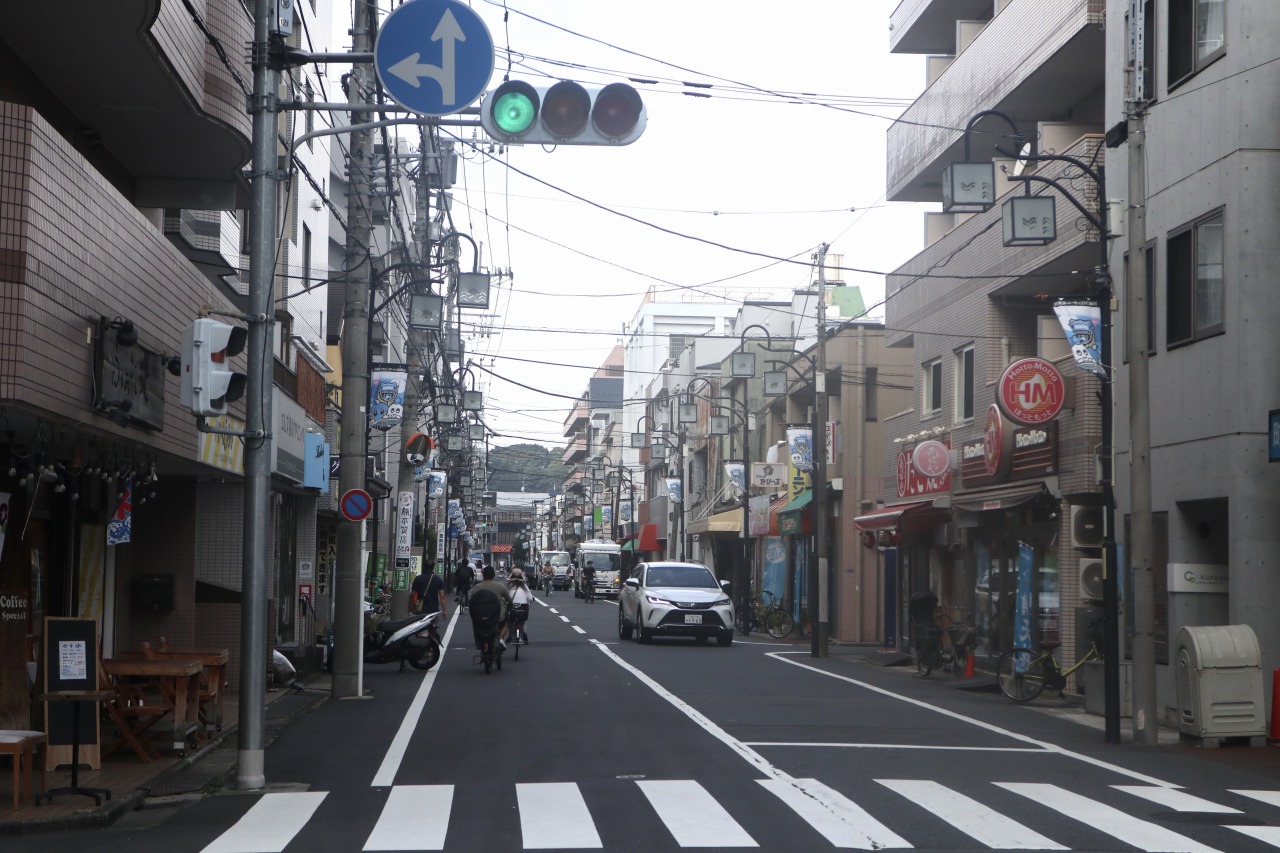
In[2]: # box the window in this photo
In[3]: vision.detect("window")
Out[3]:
[667,335,687,362]
[954,346,974,421]
[923,359,942,416]
[864,366,878,422]
[1167,212,1223,345]
[1169,0,1224,86]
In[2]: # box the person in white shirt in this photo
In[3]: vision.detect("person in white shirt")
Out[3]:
[506,568,534,644]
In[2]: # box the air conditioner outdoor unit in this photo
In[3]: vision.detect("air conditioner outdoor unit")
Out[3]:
[1070,505,1105,549]
[1079,559,1105,600]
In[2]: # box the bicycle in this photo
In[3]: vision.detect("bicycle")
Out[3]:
[997,638,1102,701]
[507,604,529,661]
[915,611,975,677]
[736,591,794,638]
[583,579,596,604]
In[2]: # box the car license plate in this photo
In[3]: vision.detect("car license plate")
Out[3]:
[684,614,702,624]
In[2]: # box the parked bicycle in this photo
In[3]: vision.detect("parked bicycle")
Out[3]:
[915,610,975,678]
[997,637,1102,701]
[735,591,794,639]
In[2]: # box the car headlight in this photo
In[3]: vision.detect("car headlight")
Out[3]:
[645,593,673,606]
[713,596,731,606]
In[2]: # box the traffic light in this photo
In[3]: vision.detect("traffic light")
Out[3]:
[180,318,248,417]
[480,80,646,146]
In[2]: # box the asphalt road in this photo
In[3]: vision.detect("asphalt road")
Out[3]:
[12,592,1280,852]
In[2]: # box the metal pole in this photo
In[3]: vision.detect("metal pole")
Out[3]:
[238,0,280,790]
[332,0,375,699]
[740,391,751,618]
[1126,2,1157,744]
[812,244,830,658]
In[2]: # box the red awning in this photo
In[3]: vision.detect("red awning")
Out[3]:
[853,501,933,530]
[638,523,661,552]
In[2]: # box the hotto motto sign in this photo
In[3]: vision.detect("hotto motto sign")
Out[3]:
[997,357,1066,426]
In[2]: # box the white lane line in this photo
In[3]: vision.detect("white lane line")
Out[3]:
[997,783,1221,853]
[572,625,587,634]
[516,782,602,849]
[878,779,1063,850]
[364,785,453,850]
[559,615,571,623]
[637,780,757,848]
[370,613,459,787]
[767,652,1180,788]
[1115,785,1241,813]
[745,742,1046,752]
[200,791,327,853]
[760,778,909,849]
[1226,790,1280,846]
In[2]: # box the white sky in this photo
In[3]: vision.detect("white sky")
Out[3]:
[342,0,928,450]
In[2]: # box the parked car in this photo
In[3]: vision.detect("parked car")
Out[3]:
[617,561,734,646]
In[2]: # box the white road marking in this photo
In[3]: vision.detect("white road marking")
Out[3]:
[746,742,1045,752]
[364,785,453,850]
[998,783,1221,853]
[760,777,910,849]
[370,613,459,787]
[200,792,327,853]
[878,779,1063,850]
[1232,789,1280,808]
[1115,785,1241,812]
[572,625,586,634]
[637,780,757,847]
[516,782,602,849]
[559,615,571,623]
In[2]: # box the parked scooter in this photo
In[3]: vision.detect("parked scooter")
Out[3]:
[363,605,443,672]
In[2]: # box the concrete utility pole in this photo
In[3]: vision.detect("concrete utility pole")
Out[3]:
[811,244,830,658]
[1126,0,1157,745]
[333,0,375,700]
[238,0,281,790]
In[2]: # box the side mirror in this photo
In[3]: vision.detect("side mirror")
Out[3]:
[719,579,731,590]
[624,578,640,588]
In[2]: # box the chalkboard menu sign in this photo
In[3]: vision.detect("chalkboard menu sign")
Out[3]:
[44,618,99,750]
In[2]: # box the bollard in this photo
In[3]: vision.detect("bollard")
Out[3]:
[1270,668,1280,743]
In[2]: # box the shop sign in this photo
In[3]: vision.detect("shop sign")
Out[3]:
[199,415,246,474]
[395,491,414,569]
[1169,563,1228,594]
[997,357,1066,425]
[912,440,951,478]
[779,512,801,536]
[961,417,1057,488]
[896,442,951,498]
[273,389,321,484]
[93,321,166,430]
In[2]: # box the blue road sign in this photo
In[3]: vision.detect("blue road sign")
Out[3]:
[374,0,494,117]
[341,488,374,522]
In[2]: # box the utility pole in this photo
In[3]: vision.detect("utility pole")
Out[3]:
[333,0,375,700]
[811,244,830,658]
[1126,0,1157,745]
[238,0,281,790]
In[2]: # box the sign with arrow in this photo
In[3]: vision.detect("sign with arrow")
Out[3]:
[374,0,495,117]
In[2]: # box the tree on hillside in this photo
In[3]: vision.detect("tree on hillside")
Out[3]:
[486,444,569,492]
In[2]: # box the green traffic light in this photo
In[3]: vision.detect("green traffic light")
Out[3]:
[493,90,536,135]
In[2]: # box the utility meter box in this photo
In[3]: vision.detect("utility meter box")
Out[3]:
[1175,625,1265,743]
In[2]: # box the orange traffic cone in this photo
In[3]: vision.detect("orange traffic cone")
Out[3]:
[964,649,975,679]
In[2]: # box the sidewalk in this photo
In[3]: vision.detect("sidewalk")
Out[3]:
[0,676,330,837]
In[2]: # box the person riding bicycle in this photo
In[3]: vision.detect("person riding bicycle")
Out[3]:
[506,568,533,644]
[454,558,473,608]
[469,564,513,651]
[541,560,555,597]
[581,560,597,602]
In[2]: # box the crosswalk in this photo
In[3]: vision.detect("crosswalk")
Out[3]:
[199,778,1280,852]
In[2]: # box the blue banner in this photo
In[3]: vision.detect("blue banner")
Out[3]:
[763,537,785,603]
[1014,542,1034,650]
[1053,299,1107,379]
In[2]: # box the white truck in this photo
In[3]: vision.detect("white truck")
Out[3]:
[575,540,623,599]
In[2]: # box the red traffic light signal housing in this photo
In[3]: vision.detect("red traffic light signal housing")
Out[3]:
[481,80,646,146]
[180,318,248,417]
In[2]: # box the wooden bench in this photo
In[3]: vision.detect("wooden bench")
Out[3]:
[0,730,47,810]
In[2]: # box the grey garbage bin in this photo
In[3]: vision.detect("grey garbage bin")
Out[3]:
[1175,624,1266,744]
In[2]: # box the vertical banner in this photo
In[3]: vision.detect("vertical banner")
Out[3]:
[787,457,811,504]
[1014,542,1035,650]
[427,471,446,499]
[1053,299,1107,378]
[749,494,770,536]
[601,505,613,525]
[666,478,683,504]
[787,427,813,472]
[107,478,132,545]
[395,491,414,570]
[763,536,786,602]
[724,463,745,499]
[369,370,407,431]
[826,421,837,465]
[77,524,106,624]
[619,501,633,525]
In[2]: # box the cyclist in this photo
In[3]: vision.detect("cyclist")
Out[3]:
[470,564,512,651]
[581,560,596,603]
[506,568,533,644]
[541,560,555,598]
[454,558,473,609]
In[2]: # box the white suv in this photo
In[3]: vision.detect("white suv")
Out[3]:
[618,562,734,646]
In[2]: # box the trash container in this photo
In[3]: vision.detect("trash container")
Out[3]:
[1175,624,1266,743]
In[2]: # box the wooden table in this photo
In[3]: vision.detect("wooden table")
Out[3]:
[123,647,229,734]
[35,692,113,806]
[101,658,202,756]
[0,730,47,809]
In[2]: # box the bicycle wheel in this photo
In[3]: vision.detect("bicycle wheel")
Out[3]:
[917,649,935,677]
[951,644,969,676]
[766,608,794,639]
[997,648,1047,701]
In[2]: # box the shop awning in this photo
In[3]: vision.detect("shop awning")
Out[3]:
[952,483,1047,513]
[853,501,932,530]
[779,489,813,516]
[638,523,661,552]
[620,540,635,552]
[687,509,742,535]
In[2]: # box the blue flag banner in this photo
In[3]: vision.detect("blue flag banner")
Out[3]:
[1053,299,1107,379]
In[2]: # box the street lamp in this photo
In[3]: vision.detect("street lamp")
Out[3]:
[946,108,1121,743]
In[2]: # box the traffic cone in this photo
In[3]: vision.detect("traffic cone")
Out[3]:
[964,649,975,679]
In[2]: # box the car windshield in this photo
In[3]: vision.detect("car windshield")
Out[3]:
[645,565,717,589]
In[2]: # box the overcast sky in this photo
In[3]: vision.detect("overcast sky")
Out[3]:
[340,0,928,450]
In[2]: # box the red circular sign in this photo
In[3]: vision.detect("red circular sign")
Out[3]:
[997,357,1066,426]
[912,440,950,478]
[983,404,1004,477]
